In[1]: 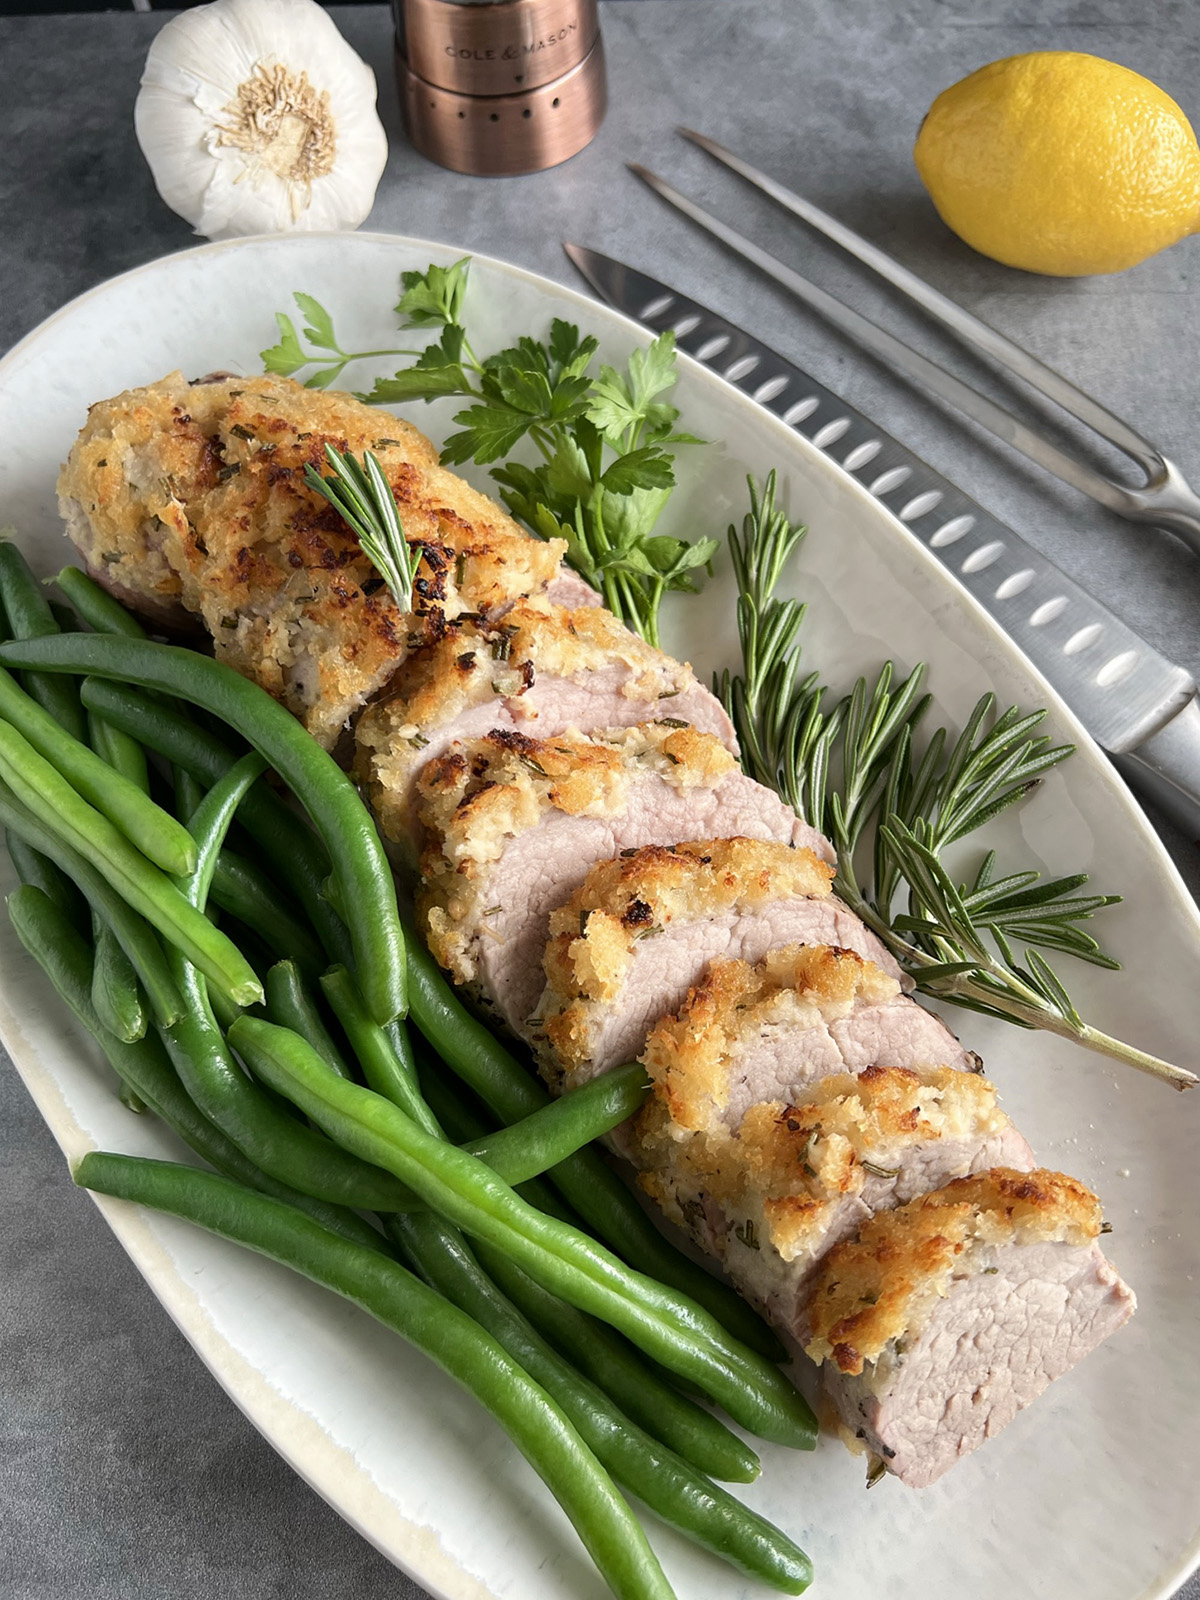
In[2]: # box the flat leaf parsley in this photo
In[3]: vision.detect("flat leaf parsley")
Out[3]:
[263,259,716,645]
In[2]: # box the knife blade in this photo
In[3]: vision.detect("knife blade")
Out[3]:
[563,242,1200,839]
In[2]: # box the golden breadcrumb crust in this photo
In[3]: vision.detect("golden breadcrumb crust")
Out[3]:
[634,1056,1007,1264]
[415,723,738,981]
[539,838,834,1074]
[57,373,231,611]
[358,597,697,747]
[59,372,565,745]
[354,598,703,845]
[804,1167,1103,1374]
[641,944,900,1135]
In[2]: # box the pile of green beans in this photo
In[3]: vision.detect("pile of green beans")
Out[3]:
[75,1153,677,1600]
[229,1015,814,1448]
[0,630,404,1023]
[0,555,816,1600]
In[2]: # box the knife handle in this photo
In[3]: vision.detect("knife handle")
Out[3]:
[1116,695,1200,843]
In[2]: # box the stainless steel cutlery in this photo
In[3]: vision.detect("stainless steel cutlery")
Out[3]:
[633,129,1200,556]
[563,237,1200,836]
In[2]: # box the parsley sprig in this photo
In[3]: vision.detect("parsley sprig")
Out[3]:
[718,473,1194,1090]
[263,293,428,393]
[263,259,717,646]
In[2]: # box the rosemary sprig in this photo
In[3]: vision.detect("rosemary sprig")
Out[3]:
[718,472,1194,1090]
[304,444,422,613]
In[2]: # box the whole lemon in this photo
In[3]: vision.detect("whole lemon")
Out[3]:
[914,52,1200,276]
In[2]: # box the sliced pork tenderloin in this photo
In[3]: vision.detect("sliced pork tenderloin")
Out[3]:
[636,943,974,1137]
[58,373,578,746]
[532,839,903,1086]
[803,1167,1136,1487]
[355,598,737,862]
[632,1041,1029,1331]
[415,724,833,1034]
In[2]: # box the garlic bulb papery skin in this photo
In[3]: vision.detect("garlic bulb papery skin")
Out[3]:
[135,0,388,242]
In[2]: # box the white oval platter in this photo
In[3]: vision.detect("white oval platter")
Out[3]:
[0,232,1198,1600]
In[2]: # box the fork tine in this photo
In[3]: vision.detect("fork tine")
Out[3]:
[678,127,1163,475]
[627,163,1135,514]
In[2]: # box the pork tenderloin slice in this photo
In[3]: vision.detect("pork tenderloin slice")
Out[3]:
[633,1060,1032,1333]
[543,569,604,608]
[804,1168,1135,1487]
[356,598,737,863]
[533,839,902,1086]
[58,373,573,746]
[639,943,973,1139]
[417,724,831,1034]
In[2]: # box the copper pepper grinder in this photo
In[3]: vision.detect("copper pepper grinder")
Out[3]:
[394,0,607,176]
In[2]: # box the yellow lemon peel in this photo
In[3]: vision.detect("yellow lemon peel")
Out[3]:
[914,52,1200,277]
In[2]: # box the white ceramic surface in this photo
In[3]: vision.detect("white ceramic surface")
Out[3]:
[0,233,1198,1600]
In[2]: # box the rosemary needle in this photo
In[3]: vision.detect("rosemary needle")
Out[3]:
[304,444,422,612]
[718,472,1195,1092]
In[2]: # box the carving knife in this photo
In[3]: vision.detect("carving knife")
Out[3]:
[562,242,1200,841]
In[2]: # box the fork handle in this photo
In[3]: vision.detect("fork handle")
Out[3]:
[1113,456,1200,557]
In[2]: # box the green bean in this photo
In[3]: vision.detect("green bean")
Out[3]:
[75,1153,676,1600]
[176,752,268,913]
[49,601,82,636]
[464,1066,651,1186]
[54,567,148,639]
[91,915,147,1043]
[265,962,353,1080]
[403,930,788,1364]
[165,959,413,1211]
[0,720,260,1008]
[0,779,183,1025]
[118,1079,147,1114]
[422,1071,739,1419]
[325,971,646,1194]
[413,1055,741,1463]
[87,698,158,1053]
[472,1240,758,1482]
[230,1016,817,1448]
[88,708,150,795]
[0,542,86,740]
[5,828,89,934]
[209,851,325,979]
[6,884,388,1255]
[321,967,437,1133]
[82,678,352,969]
[1,636,403,1024]
[0,666,196,873]
[415,1053,583,1227]
[172,761,395,1201]
[393,1215,810,1590]
[171,762,199,812]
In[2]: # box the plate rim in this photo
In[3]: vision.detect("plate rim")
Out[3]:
[2,227,1198,1600]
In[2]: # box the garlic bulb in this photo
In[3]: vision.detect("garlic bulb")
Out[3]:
[135,0,388,241]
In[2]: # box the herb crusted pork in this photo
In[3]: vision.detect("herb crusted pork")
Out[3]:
[355,597,737,863]
[59,372,575,746]
[804,1169,1135,1486]
[626,942,1031,1336]
[414,723,833,1034]
[532,839,904,1087]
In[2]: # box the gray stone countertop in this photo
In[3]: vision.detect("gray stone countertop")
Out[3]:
[1,2,1198,1596]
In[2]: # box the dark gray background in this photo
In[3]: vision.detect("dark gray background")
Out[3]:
[2,2,1198,1596]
